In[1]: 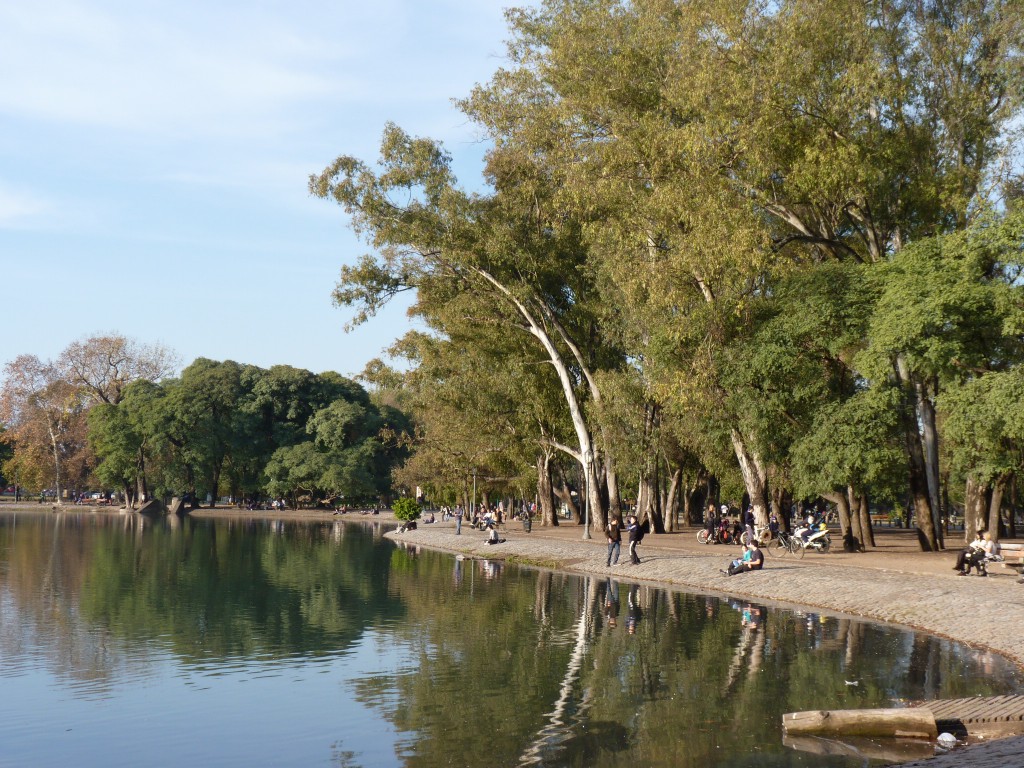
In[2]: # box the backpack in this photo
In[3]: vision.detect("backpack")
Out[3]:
[635,524,645,542]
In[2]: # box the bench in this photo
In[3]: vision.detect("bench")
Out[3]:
[869,514,890,527]
[998,543,1024,574]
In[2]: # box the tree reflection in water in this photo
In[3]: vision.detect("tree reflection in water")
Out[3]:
[0,511,1020,768]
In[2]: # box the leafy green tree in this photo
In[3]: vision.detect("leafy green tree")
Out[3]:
[311,123,630,527]
[391,496,421,522]
[88,380,166,507]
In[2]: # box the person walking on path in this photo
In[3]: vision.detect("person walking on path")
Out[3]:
[455,505,463,535]
[606,515,623,566]
[626,515,643,565]
[705,503,717,540]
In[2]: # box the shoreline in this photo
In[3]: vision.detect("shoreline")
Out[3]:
[6,501,1021,670]
[388,522,1024,766]
[386,520,1024,673]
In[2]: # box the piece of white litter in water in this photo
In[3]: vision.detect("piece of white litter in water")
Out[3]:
[845,680,859,686]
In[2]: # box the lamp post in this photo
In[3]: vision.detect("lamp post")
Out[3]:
[471,468,477,521]
[582,451,592,540]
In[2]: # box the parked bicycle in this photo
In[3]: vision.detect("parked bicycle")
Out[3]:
[738,525,776,548]
[697,519,741,545]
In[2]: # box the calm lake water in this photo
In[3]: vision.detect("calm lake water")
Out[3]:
[0,510,1019,768]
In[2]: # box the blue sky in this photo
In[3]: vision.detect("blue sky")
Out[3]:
[1,1,517,379]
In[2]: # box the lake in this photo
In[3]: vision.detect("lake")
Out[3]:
[0,510,1019,767]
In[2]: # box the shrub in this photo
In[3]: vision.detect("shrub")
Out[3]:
[392,497,421,522]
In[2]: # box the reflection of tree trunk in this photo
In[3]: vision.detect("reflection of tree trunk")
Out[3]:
[519,576,598,764]
[533,571,552,624]
[907,635,940,700]
[536,453,558,527]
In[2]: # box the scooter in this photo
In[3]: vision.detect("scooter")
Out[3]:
[790,519,831,556]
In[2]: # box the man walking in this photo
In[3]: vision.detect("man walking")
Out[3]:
[455,505,463,535]
[606,515,623,566]
[626,515,643,565]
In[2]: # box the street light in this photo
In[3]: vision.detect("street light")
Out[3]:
[471,468,477,521]
[582,451,592,540]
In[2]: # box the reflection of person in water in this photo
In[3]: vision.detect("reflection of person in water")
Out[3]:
[626,584,642,635]
[741,603,763,631]
[604,579,620,628]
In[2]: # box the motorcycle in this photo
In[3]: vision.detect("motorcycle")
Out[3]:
[790,519,831,557]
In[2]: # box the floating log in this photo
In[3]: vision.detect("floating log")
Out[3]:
[782,708,937,740]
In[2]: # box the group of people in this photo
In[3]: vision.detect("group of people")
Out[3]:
[721,541,765,576]
[605,514,645,566]
[953,531,1001,576]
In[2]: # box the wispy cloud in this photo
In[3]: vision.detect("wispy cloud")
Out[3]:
[0,181,52,229]
[0,1,391,140]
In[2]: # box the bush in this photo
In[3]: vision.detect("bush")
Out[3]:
[392,497,421,522]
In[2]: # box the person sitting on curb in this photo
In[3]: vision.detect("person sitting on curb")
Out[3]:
[721,542,764,576]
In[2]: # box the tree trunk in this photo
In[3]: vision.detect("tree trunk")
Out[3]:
[916,376,944,548]
[553,475,578,523]
[825,491,855,547]
[989,474,1008,541]
[847,486,865,549]
[474,269,607,527]
[858,493,875,548]
[604,453,622,521]
[536,453,558,527]
[664,467,682,532]
[964,475,987,542]
[896,359,939,550]
[1010,476,1018,539]
[730,428,769,528]
[47,422,62,505]
[636,471,664,534]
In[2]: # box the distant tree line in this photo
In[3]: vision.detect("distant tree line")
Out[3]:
[313,0,1024,550]
[1,336,411,509]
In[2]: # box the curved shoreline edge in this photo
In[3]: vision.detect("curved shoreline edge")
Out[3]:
[387,525,1024,674]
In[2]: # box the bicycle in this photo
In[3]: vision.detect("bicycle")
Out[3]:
[765,531,795,558]
[697,523,738,545]
[739,525,775,548]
